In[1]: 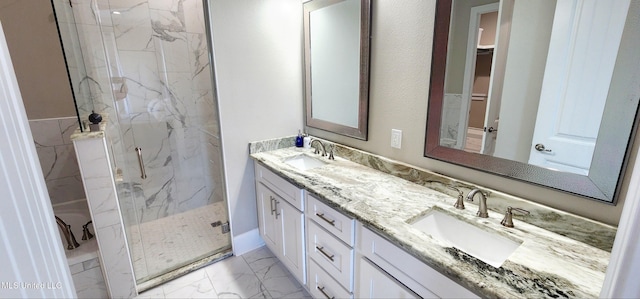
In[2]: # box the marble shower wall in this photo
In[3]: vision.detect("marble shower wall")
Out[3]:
[65,0,224,224]
[29,117,86,205]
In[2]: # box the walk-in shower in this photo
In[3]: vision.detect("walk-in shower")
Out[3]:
[52,0,231,287]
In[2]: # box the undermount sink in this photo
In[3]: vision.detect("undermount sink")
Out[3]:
[284,154,328,171]
[410,209,522,268]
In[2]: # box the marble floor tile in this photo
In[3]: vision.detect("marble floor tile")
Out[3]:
[204,255,267,299]
[130,202,232,280]
[134,246,310,299]
[253,260,308,298]
[164,277,217,299]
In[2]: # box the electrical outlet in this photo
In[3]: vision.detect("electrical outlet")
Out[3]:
[391,129,402,149]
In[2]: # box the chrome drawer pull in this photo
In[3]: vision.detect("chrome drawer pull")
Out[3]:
[317,286,334,299]
[315,213,335,226]
[315,246,335,261]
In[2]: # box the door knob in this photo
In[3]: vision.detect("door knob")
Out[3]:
[483,126,498,133]
[534,143,552,152]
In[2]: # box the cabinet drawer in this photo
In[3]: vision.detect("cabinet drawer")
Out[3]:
[307,220,353,291]
[356,257,430,299]
[357,223,478,298]
[255,163,304,211]
[308,259,352,299]
[307,193,355,246]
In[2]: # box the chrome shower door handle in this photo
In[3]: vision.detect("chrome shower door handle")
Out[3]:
[135,147,147,179]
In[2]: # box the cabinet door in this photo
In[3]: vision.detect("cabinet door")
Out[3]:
[256,183,279,252]
[278,198,306,285]
[356,257,433,299]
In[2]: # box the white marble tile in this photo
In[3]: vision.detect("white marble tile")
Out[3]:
[204,255,268,299]
[69,263,85,275]
[36,145,80,180]
[242,247,279,274]
[30,119,64,147]
[253,261,304,298]
[184,0,205,34]
[148,0,181,11]
[82,257,101,271]
[165,277,217,299]
[161,267,209,295]
[71,266,109,299]
[97,224,137,298]
[59,118,81,144]
[135,285,164,299]
[112,2,154,51]
[84,183,120,228]
[186,33,211,90]
[46,176,86,205]
[70,0,99,25]
[150,8,186,43]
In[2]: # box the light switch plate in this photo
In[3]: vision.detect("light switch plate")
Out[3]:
[391,129,402,149]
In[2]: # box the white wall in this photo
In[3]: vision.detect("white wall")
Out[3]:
[209,0,304,237]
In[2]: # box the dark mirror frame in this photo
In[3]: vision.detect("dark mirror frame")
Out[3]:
[303,0,371,140]
[424,0,640,204]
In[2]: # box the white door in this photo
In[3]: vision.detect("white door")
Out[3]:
[480,0,515,155]
[458,3,499,151]
[528,0,630,175]
[0,21,76,298]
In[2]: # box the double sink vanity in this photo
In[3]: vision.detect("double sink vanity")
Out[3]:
[250,136,615,298]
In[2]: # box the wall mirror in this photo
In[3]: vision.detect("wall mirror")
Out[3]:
[425,0,640,203]
[303,0,371,140]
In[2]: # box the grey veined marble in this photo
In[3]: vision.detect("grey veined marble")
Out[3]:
[249,137,614,298]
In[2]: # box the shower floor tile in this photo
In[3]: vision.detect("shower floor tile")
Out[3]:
[135,246,311,299]
[129,201,232,281]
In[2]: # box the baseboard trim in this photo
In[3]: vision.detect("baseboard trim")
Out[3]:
[232,228,265,256]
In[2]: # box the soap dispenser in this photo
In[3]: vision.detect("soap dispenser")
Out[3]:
[296,130,304,147]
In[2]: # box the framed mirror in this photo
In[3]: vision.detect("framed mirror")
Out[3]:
[303,0,371,140]
[425,0,640,203]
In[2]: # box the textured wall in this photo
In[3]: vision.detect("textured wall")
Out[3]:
[0,0,76,119]
[305,0,636,225]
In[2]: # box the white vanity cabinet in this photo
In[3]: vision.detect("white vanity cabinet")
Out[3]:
[255,164,306,285]
[355,223,478,299]
[306,193,356,299]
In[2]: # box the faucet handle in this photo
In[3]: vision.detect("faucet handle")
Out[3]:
[328,144,335,160]
[500,206,530,228]
[425,180,465,209]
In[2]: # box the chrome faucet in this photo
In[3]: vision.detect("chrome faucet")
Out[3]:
[501,207,530,228]
[55,216,80,250]
[426,180,465,209]
[466,188,489,218]
[310,139,327,157]
[82,221,94,241]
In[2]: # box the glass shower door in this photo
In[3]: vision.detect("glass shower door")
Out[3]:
[53,0,232,285]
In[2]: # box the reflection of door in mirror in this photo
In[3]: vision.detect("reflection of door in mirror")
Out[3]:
[466,9,498,154]
[441,0,630,176]
[441,0,502,152]
[525,1,630,175]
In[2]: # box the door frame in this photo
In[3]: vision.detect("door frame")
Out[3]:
[456,2,500,150]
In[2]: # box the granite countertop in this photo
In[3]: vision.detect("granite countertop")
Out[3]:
[250,145,611,298]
